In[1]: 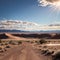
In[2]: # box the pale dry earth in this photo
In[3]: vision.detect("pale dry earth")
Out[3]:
[0,42,52,60]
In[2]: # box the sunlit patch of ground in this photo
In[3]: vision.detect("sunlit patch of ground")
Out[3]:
[46,44,60,46]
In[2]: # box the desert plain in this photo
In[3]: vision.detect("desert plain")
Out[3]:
[0,33,60,60]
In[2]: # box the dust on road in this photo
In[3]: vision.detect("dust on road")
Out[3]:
[0,42,52,60]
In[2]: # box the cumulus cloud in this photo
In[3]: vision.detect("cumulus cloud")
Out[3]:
[0,20,40,31]
[0,20,60,31]
[38,0,60,7]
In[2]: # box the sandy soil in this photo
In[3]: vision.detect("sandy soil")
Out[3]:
[0,42,52,60]
[0,33,60,60]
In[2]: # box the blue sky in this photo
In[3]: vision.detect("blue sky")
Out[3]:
[0,0,60,25]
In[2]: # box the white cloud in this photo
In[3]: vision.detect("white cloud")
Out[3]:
[0,20,40,31]
[38,0,60,7]
[0,20,60,31]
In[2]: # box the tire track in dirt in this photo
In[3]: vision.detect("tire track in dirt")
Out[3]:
[0,42,52,60]
[0,45,24,60]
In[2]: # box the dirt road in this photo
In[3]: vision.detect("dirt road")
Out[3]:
[0,42,52,60]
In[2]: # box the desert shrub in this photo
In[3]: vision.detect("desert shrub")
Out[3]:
[12,42,16,45]
[4,48,7,51]
[0,47,2,50]
[18,41,22,45]
[43,46,47,48]
[0,49,4,53]
[26,41,30,42]
[53,52,60,60]
[9,40,13,44]
[0,47,7,53]
[30,41,34,43]
[0,40,2,43]
[5,43,8,45]
[9,40,15,45]
[39,39,47,44]
[0,47,4,53]
[0,43,4,46]
[41,49,48,54]
[5,45,10,48]
[35,41,38,43]
[45,51,54,56]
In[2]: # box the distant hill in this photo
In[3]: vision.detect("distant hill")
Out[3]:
[0,33,60,39]
[0,30,25,32]
[12,33,60,39]
[0,30,60,34]
[0,33,9,39]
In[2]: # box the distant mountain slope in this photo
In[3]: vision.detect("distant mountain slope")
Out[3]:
[0,33,24,39]
[0,33,9,39]
[0,33,60,39]
[12,33,60,39]
[0,30,25,32]
[0,30,60,34]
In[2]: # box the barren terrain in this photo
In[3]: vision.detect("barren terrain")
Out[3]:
[0,42,53,60]
[0,33,60,60]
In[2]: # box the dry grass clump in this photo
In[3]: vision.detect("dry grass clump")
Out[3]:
[0,39,2,43]
[0,48,4,53]
[38,45,54,56]
[0,40,23,55]
[8,40,22,45]
[9,40,13,44]
[41,49,49,54]
[4,43,8,45]
[45,50,54,56]
[52,51,60,60]
[0,47,7,53]
[39,39,47,44]
[18,41,22,45]
[0,43,4,46]
[35,41,38,43]
[5,45,11,48]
